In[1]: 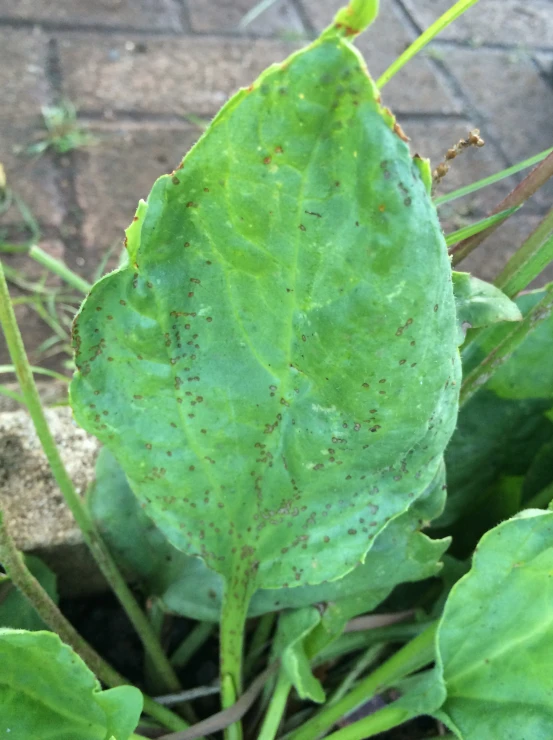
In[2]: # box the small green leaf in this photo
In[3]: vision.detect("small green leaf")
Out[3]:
[436,511,553,739]
[95,687,144,740]
[440,287,553,530]
[0,629,142,739]
[0,555,58,631]
[452,271,521,343]
[272,608,325,703]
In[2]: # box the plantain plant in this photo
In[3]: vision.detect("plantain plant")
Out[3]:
[2,1,553,739]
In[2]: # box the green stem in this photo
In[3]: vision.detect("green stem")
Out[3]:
[328,645,387,708]
[244,612,276,679]
[460,285,553,406]
[0,259,181,694]
[324,704,417,740]
[28,244,91,294]
[377,0,480,88]
[257,668,291,740]
[0,511,188,733]
[171,621,214,670]
[494,205,553,298]
[314,622,430,665]
[220,575,256,740]
[288,622,438,740]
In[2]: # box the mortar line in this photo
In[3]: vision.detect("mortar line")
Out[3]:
[173,0,193,34]
[43,37,87,275]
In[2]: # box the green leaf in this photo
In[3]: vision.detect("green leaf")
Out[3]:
[0,629,142,739]
[272,607,325,703]
[71,15,460,602]
[452,272,521,343]
[0,555,58,631]
[95,687,145,740]
[90,449,450,621]
[436,511,553,739]
[440,287,553,530]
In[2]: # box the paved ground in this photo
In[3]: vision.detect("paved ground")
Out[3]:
[1,0,553,366]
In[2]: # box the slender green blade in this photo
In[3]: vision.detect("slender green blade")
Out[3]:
[377,0,480,88]
[494,206,553,298]
[71,9,460,593]
[444,207,519,247]
[434,147,553,207]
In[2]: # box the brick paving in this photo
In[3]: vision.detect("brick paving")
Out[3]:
[1,0,553,365]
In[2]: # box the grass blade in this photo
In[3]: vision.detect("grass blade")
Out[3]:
[444,207,519,247]
[435,146,553,206]
[460,285,553,407]
[494,206,553,297]
[450,150,553,266]
[238,0,282,29]
[0,364,70,382]
[377,0,480,88]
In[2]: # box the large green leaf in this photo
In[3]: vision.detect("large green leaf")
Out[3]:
[70,3,460,598]
[436,511,553,739]
[439,287,553,530]
[89,449,450,621]
[0,629,142,739]
[0,555,58,631]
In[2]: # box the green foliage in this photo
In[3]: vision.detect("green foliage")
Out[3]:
[25,100,96,156]
[435,512,553,739]
[89,448,450,621]
[438,287,553,537]
[0,556,58,631]
[4,1,553,738]
[70,0,461,614]
[0,629,142,739]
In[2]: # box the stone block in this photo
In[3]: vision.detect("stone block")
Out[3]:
[0,405,104,594]
[400,0,553,48]
[59,34,299,116]
[0,0,184,31]
[0,29,50,124]
[74,125,201,263]
[300,0,461,114]
[188,0,304,37]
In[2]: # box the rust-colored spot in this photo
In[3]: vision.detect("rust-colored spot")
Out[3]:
[107,357,114,362]
[275,146,283,154]
[362,382,369,388]
[133,216,139,222]
[263,156,272,165]
[172,176,180,185]
[145,443,152,450]
[348,528,357,535]
[184,242,190,248]
[186,202,198,208]
[379,203,386,212]
[299,224,306,232]
[134,395,143,400]
[119,299,126,306]
[204,187,210,192]
[167,451,172,457]
[95,306,102,312]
